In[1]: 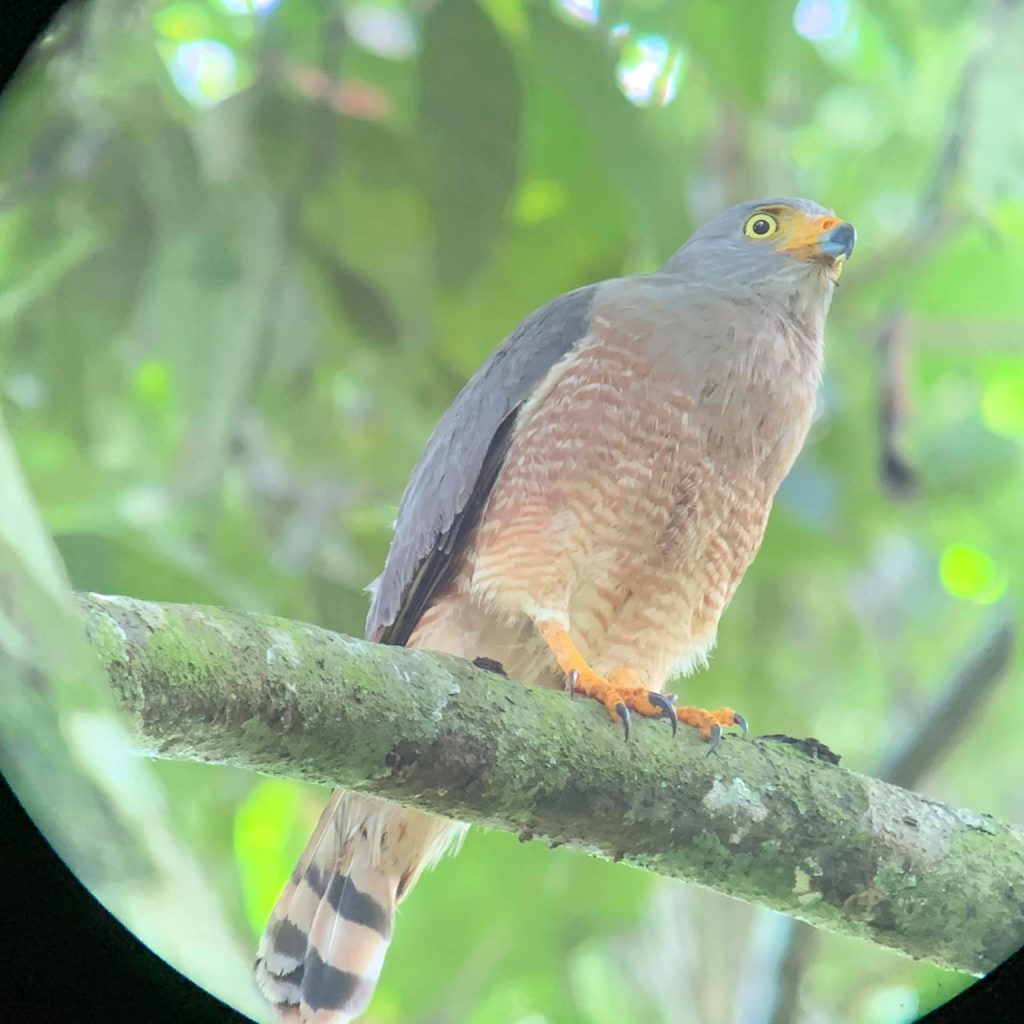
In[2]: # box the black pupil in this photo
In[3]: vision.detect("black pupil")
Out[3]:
[752,218,771,235]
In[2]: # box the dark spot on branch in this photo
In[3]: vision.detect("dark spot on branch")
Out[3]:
[757,734,841,765]
[384,741,420,774]
[871,900,898,933]
[473,656,507,677]
[396,722,497,806]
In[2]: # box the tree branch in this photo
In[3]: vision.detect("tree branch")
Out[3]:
[738,616,1015,1024]
[75,592,1024,975]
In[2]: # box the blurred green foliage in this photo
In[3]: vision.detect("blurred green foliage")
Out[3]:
[1,0,1022,1021]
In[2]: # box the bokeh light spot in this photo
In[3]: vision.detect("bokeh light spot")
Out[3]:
[609,22,629,44]
[217,0,280,13]
[133,360,175,410]
[514,179,567,225]
[982,373,1024,437]
[557,0,599,26]
[867,190,916,241]
[817,87,883,149]
[939,543,1007,605]
[346,4,417,60]
[862,985,920,1024]
[154,2,212,41]
[657,50,684,105]
[234,779,309,932]
[117,485,170,526]
[168,40,241,108]
[3,372,46,409]
[793,0,849,41]
[615,34,685,107]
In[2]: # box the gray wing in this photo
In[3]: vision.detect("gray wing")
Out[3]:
[365,283,597,645]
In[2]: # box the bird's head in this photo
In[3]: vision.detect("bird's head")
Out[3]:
[665,197,856,311]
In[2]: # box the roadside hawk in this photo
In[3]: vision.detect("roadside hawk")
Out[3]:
[254,196,855,1022]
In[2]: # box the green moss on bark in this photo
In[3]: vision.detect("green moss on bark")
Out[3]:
[75,592,1024,974]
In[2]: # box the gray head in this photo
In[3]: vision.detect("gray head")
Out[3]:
[663,197,856,309]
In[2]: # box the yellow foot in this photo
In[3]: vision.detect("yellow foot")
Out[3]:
[675,705,748,754]
[538,623,678,741]
[538,621,748,750]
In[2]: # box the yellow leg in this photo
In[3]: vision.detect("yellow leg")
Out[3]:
[537,622,677,739]
[537,620,746,749]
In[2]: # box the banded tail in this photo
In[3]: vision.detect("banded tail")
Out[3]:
[255,792,464,1023]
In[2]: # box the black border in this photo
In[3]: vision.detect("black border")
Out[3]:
[0,771,252,1022]
[0,1,1021,1021]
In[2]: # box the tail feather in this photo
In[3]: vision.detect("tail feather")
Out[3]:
[255,792,464,1023]
[300,855,394,1019]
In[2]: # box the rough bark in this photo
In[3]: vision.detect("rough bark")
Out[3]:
[75,592,1024,975]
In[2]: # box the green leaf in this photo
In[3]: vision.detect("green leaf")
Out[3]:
[0,215,102,324]
[233,778,312,935]
[380,829,655,1021]
[417,0,522,287]
[54,530,261,608]
[909,203,1024,318]
[676,0,773,108]
[302,232,400,346]
[528,6,682,261]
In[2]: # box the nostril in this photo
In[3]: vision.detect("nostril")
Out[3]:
[820,217,839,231]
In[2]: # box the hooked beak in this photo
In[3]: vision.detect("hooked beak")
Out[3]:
[778,215,856,282]
[818,222,856,260]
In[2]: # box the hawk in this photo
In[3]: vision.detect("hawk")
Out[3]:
[255,197,855,1022]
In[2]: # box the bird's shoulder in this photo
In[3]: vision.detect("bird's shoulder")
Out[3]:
[364,271,737,644]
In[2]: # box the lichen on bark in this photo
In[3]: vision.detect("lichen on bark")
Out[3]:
[75,592,1024,974]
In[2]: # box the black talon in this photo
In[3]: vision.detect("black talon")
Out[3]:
[733,712,748,737]
[565,669,579,697]
[649,692,678,736]
[615,702,631,742]
[706,723,722,756]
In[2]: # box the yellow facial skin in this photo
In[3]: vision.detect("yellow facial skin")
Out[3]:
[742,205,854,283]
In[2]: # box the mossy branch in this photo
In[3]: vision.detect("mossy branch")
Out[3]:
[76,592,1024,975]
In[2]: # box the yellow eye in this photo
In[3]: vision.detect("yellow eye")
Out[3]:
[743,212,780,239]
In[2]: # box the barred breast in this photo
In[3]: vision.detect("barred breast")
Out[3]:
[460,282,822,692]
